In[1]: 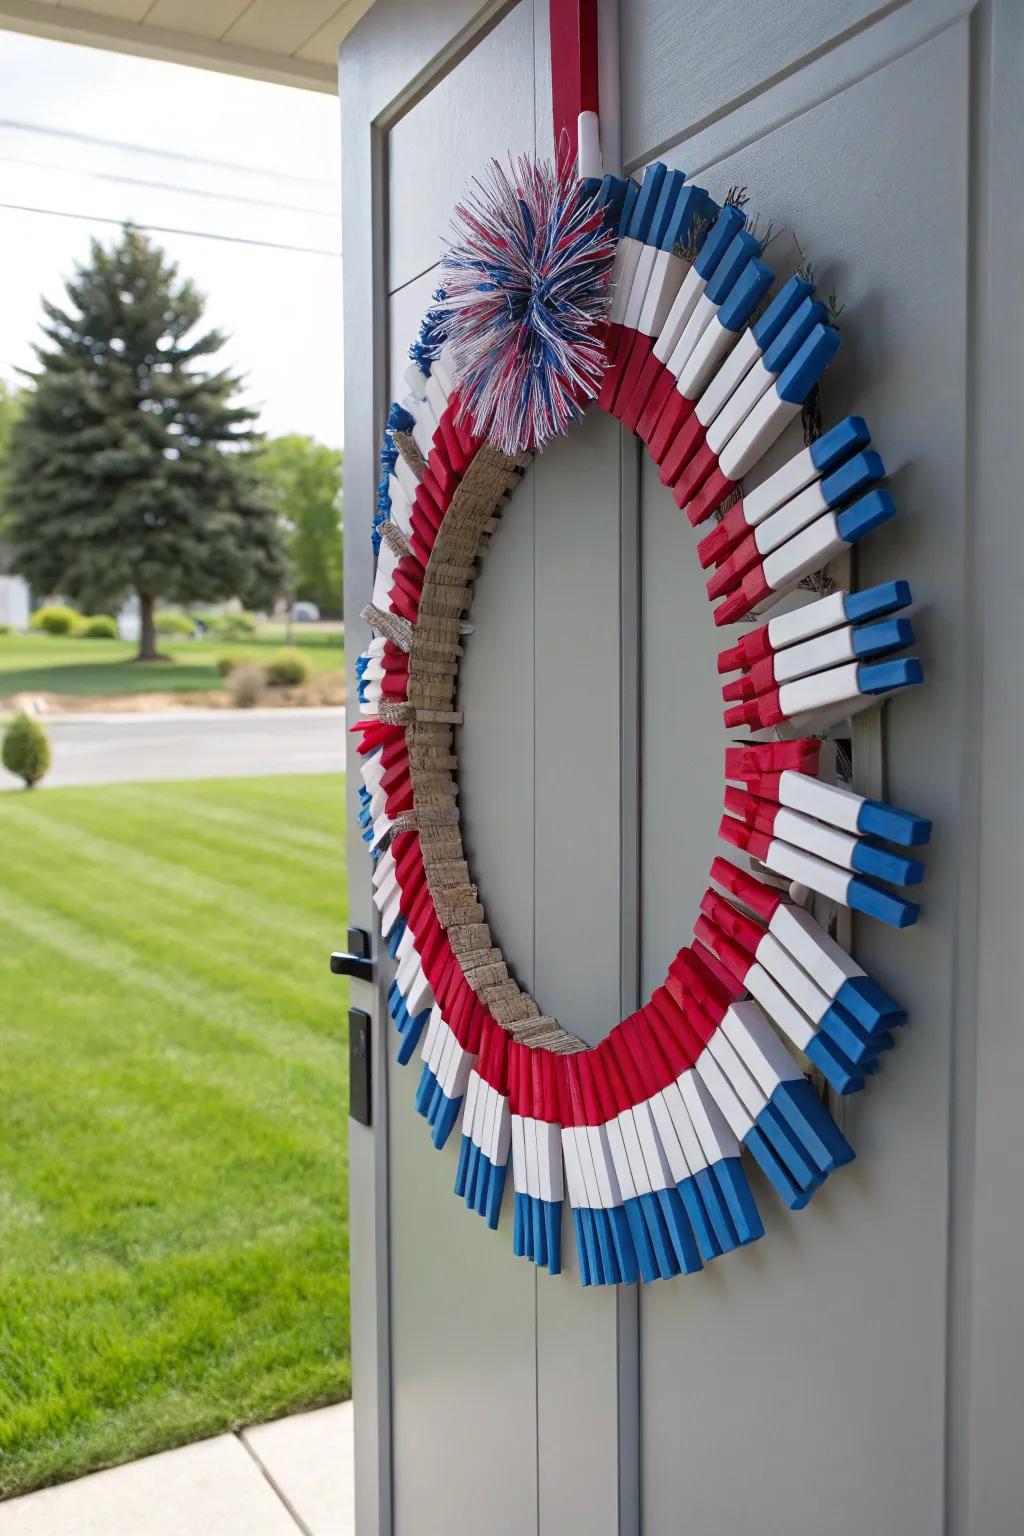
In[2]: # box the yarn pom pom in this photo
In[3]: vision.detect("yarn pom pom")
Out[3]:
[437,156,616,456]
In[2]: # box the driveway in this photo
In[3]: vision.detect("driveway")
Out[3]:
[0,707,347,790]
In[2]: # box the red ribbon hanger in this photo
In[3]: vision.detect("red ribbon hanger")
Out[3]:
[549,0,601,175]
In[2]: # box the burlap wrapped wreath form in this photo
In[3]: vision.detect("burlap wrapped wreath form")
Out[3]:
[367,440,586,1053]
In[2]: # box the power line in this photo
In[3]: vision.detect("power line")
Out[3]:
[0,116,334,188]
[0,198,341,257]
[0,150,339,219]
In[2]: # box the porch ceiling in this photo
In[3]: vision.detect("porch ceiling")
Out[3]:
[0,0,377,90]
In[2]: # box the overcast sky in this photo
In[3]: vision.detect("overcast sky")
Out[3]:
[0,31,343,446]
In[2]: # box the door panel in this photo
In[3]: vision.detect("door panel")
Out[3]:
[635,22,967,1534]
[620,0,899,169]
[639,448,727,1003]
[532,411,626,1533]
[384,9,628,1529]
[386,271,539,1536]
[387,2,535,293]
[386,219,629,1536]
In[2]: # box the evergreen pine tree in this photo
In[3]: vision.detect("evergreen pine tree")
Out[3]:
[6,225,287,660]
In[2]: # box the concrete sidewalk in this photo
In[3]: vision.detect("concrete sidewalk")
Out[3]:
[0,1403,354,1536]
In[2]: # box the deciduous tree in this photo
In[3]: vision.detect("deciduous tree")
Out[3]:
[254,433,343,617]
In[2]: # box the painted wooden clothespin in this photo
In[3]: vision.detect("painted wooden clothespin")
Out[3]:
[699,892,895,1071]
[722,787,925,887]
[671,950,846,1216]
[652,203,746,370]
[511,1045,564,1272]
[694,273,815,429]
[620,1016,709,1277]
[600,162,668,380]
[653,295,827,498]
[712,487,898,626]
[612,182,720,425]
[723,653,923,727]
[659,960,765,1251]
[679,323,842,523]
[709,856,905,1033]
[733,771,931,848]
[721,618,916,710]
[645,228,767,462]
[695,912,866,1096]
[454,1019,511,1228]
[671,310,836,509]
[699,415,870,563]
[717,578,912,674]
[621,245,772,437]
[719,813,920,928]
[708,999,855,1207]
[705,450,885,595]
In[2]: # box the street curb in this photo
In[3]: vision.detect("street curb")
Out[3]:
[33,706,348,727]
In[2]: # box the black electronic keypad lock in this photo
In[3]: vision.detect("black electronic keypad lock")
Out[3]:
[349,1008,372,1126]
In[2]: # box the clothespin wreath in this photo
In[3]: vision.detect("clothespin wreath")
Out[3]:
[354,0,932,1287]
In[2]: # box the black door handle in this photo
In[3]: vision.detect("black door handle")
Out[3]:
[329,926,374,983]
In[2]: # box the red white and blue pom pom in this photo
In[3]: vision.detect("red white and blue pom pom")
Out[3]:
[437,155,615,455]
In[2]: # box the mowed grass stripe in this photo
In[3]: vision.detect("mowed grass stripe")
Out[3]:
[0,882,345,1075]
[16,783,346,910]
[0,775,349,1497]
[8,808,337,950]
[110,786,346,872]
[0,952,347,1273]
[156,771,351,836]
[0,801,347,1033]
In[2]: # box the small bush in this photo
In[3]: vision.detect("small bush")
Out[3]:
[0,623,10,636]
[2,712,51,788]
[208,611,258,641]
[265,648,310,688]
[30,604,79,636]
[216,652,254,678]
[228,663,265,708]
[155,609,197,636]
[78,614,118,640]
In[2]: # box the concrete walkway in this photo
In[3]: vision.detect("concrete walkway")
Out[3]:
[0,706,346,790]
[0,1404,354,1536]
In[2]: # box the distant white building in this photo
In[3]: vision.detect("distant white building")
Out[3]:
[0,574,29,630]
[117,596,140,643]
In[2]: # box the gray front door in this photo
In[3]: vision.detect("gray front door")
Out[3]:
[342,2,1024,1532]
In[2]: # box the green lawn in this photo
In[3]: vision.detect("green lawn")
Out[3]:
[0,628,345,698]
[0,774,350,1498]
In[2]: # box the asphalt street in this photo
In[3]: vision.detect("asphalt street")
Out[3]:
[0,707,347,790]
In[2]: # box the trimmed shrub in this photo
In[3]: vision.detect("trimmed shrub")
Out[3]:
[265,648,310,687]
[0,624,10,636]
[208,611,258,641]
[228,663,265,708]
[2,712,51,788]
[216,652,254,678]
[30,604,78,636]
[78,614,118,639]
[155,609,197,636]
